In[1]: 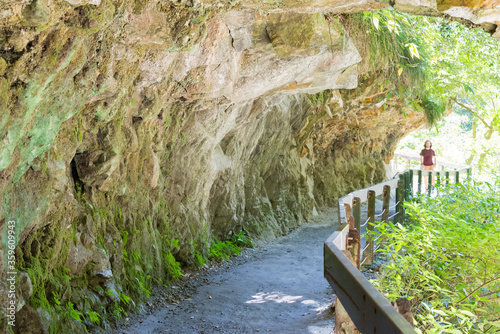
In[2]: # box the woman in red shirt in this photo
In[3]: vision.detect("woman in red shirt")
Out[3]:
[420,140,436,190]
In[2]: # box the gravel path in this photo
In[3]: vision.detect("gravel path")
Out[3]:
[112,207,340,334]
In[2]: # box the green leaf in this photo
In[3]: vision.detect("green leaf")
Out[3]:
[433,309,447,316]
[386,19,397,33]
[463,84,474,94]
[372,13,380,30]
[406,43,421,59]
[459,310,476,318]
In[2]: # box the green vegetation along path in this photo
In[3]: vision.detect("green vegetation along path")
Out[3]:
[113,207,339,334]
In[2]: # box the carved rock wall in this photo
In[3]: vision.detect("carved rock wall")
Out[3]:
[0,0,497,331]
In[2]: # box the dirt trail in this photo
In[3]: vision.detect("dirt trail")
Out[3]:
[113,207,340,334]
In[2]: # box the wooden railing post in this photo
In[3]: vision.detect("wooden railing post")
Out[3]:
[407,171,412,199]
[405,171,410,201]
[396,175,404,224]
[445,171,450,186]
[403,171,409,201]
[382,185,390,223]
[353,197,361,231]
[455,171,460,184]
[364,190,376,266]
[417,170,422,195]
[379,185,391,250]
[427,171,432,196]
[436,171,441,193]
[409,170,414,197]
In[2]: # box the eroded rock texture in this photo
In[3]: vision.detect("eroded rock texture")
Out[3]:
[0,0,498,331]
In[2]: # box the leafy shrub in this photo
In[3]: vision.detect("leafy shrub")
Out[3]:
[209,239,241,261]
[87,311,101,325]
[164,250,183,280]
[231,231,253,248]
[372,180,500,333]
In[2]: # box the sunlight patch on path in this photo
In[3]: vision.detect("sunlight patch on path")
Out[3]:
[246,292,303,304]
[301,299,317,305]
[307,324,334,334]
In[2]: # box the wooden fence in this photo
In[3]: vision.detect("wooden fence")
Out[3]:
[324,154,472,333]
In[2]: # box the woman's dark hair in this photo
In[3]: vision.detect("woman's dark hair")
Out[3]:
[424,140,432,148]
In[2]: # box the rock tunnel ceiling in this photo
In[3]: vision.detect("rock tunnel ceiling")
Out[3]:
[0,0,499,331]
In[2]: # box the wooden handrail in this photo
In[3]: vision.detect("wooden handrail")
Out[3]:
[326,156,473,333]
[394,153,471,170]
[338,178,399,225]
[325,227,416,333]
[339,156,472,225]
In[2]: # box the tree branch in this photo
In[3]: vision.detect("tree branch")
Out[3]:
[456,276,500,304]
[449,97,493,131]
[359,89,390,103]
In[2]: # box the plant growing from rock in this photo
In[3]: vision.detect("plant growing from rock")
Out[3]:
[209,239,241,261]
[344,9,447,126]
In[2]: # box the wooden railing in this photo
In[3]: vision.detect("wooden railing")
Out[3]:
[324,154,472,333]
[392,153,471,172]
[392,153,471,198]
[324,226,416,333]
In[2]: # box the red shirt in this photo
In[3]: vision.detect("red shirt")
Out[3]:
[420,149,435,166]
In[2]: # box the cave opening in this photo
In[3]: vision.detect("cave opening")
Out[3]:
[70,155,84,195]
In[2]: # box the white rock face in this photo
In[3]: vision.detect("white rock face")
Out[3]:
[394,0,500,35]
[130,11,361,105]
[65,0,101,5]
[494,26,500,38]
